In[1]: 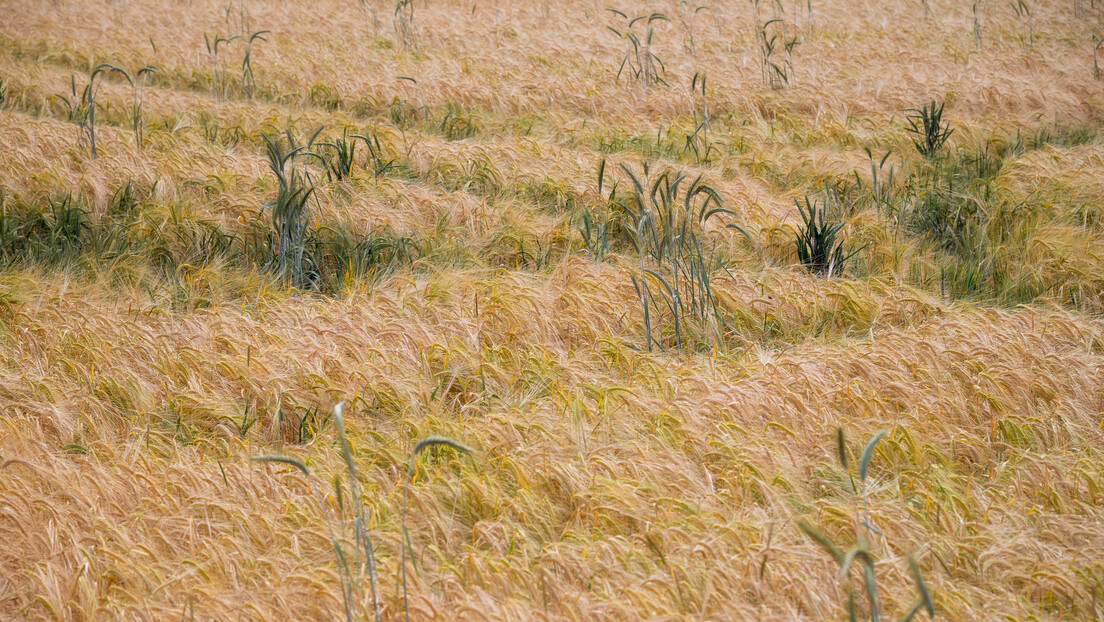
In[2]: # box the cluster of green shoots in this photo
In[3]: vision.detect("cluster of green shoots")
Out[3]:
[0,174,415,299]
[317,127,400,182]
[971,0,984,47]
[582,159,749,351]
[683,71,715,163]
[753,0,799,89]
[0,193,86,264]
[205,32,237,101]
[798,428,936,621]
[394,0,418,52]
[53,63,157,158]
[262,129,320,289]
[1010,0,1033,49]
[580,159,613,261]
[204,29,269,101]
[129,66,157,150]
[359,0,383,39]
[5,92,412,291]
[223,0,256,39]
[791,98,953,278]
[904,100,954,160]
[677,0,710,55]
[606,9,670,87]
[901,99,974,249]
[791,151,891,277]
[242,30,270,99]
[794,195,866,277]
[253,403,473,621]
[259,125,403,289]
[862,147,897,215]
[789,96,1095,306]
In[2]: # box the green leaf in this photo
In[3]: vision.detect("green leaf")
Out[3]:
[837,427,849,470]
[796,520,843,565]
[901,601,926,622]
[862,562,879,622]
[909,555,935,617]
[412,436,474,458]
[251,454,311,478]
[859,429,887,482]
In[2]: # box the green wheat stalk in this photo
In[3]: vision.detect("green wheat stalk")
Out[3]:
[242,30,270,100]
[250,451,359,622]
[798,428,935,622]
[131,65,156,151]
[401,436,473,622]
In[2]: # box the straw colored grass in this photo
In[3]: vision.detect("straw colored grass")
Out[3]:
[1,0,1104,619]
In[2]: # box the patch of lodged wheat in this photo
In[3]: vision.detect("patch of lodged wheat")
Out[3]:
[0,261,1102,619]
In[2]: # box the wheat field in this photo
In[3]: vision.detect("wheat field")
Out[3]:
[0,0,1103,619]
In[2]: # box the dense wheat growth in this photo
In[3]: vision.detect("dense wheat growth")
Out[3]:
[0,0,1103,619]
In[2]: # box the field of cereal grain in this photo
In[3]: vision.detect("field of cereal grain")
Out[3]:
[1,0,1104,619]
